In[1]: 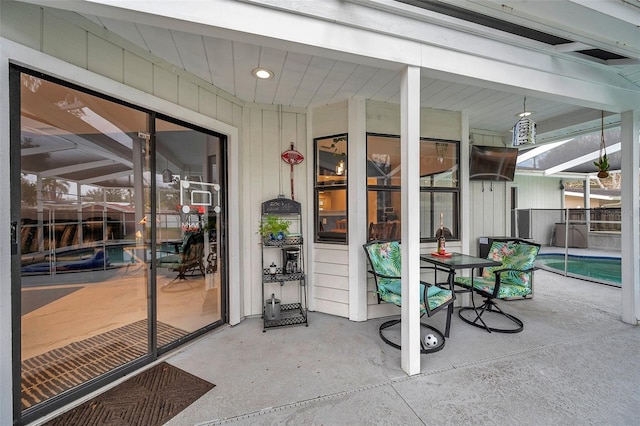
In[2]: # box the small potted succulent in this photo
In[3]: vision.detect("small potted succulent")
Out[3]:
[258,215,290,242]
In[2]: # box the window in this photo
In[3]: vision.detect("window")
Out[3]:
[314,134,348,243]
[366,134,459,241]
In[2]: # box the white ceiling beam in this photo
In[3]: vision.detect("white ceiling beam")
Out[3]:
[554,42,593,53]
[568,0,640,27]
[607,58,640,66]
[459,0,640,60]
[39,160,117,178]
[535,109,619,143]
[516,139,571,164]
[79,170,133,185]
[544,142,622,176]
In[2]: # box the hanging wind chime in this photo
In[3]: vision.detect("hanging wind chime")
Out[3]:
[281,143,304,200]
[594,111,609,179]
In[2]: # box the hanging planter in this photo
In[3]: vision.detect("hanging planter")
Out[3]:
[594,111,609,179]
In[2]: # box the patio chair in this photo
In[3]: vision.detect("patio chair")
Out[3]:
[363,240,455,353]
[367,221,398,241]
[157,232,205,281]
[455,239,540,333]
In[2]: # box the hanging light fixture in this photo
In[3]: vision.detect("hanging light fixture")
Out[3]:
[331,136,347,176]
[512,97,536,146]
[162,157,173,183]
[436,142,448,164]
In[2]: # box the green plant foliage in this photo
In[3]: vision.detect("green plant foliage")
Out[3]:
[258,215,290,238]
[593,153,609,172]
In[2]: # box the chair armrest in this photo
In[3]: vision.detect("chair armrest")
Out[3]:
[366,269,401,280]
[490,266,537,297]
[493,266,537,275]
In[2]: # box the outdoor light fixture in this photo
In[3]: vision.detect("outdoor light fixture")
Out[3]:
[252,67,274,79]
[335,159,345,176]
[512,97,536,146]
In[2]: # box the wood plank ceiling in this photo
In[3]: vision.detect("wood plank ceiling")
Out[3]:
[76,0,639,140]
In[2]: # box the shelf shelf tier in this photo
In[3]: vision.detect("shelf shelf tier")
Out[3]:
[263,303,307,330]
[261,197,307,331]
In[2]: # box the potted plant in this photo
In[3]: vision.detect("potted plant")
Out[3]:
[258,215,290,242]
[594,152,609,179]
[594,111,609,179]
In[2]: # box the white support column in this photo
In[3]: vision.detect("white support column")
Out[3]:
[583,179,590,210]
[620,110,639,325]
[461,112,470,255]
[348,97,368,321]
[400,65,421,375]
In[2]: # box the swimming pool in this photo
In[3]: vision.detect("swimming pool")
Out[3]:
[536,254,621,286]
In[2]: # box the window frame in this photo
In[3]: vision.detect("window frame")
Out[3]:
[366,133,460,242]
[313,134,349,244]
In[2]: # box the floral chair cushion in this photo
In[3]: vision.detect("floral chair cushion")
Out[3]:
[365,241,453,313]
[455,241,539,299]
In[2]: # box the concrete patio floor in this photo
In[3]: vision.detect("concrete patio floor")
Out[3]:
[38,269,640,425]
[161,269,639,425]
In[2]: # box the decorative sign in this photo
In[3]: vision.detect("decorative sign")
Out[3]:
[281,143,304,200]
[262,197,301,215]
[281,146,304,165]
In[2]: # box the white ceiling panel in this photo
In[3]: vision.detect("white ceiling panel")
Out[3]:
[136,24,183,69]
[354,68,398,100]
[274,51,313,107]
[170,30,212,84]
[93,16,148,51]
[313,61,359,106]
[202,37,235,94]
[370,73,402,103]
[254,46,287,105]
[328,64,380,104]
[231,41,261,102]
[290,56,336,107]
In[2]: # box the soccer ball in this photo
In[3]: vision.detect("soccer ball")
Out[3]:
[423,334,438,347]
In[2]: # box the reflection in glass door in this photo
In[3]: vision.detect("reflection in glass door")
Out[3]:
[154,118,224,342]
[17,70,151,412]
[14,69,227,421]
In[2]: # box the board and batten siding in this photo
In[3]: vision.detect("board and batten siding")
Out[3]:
[468,132,562,256]
[245,105,308,317]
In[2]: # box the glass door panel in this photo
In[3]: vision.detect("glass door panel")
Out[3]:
[19,72,150,410]
[154,118,223,345]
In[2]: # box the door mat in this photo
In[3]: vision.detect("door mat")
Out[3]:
[21,320,189,410]
[43,362,214,426]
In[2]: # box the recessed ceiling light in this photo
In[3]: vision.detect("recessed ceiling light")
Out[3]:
[252,68,274,79]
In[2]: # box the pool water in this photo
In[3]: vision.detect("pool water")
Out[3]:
[536,254,621,286]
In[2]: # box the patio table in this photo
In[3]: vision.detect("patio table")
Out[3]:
[420,253,501,334]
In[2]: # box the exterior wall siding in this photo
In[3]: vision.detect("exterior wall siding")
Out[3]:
[468,132,563,255]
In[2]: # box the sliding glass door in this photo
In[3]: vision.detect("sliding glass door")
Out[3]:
[154,118,224,340]
[13,66,226,421]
